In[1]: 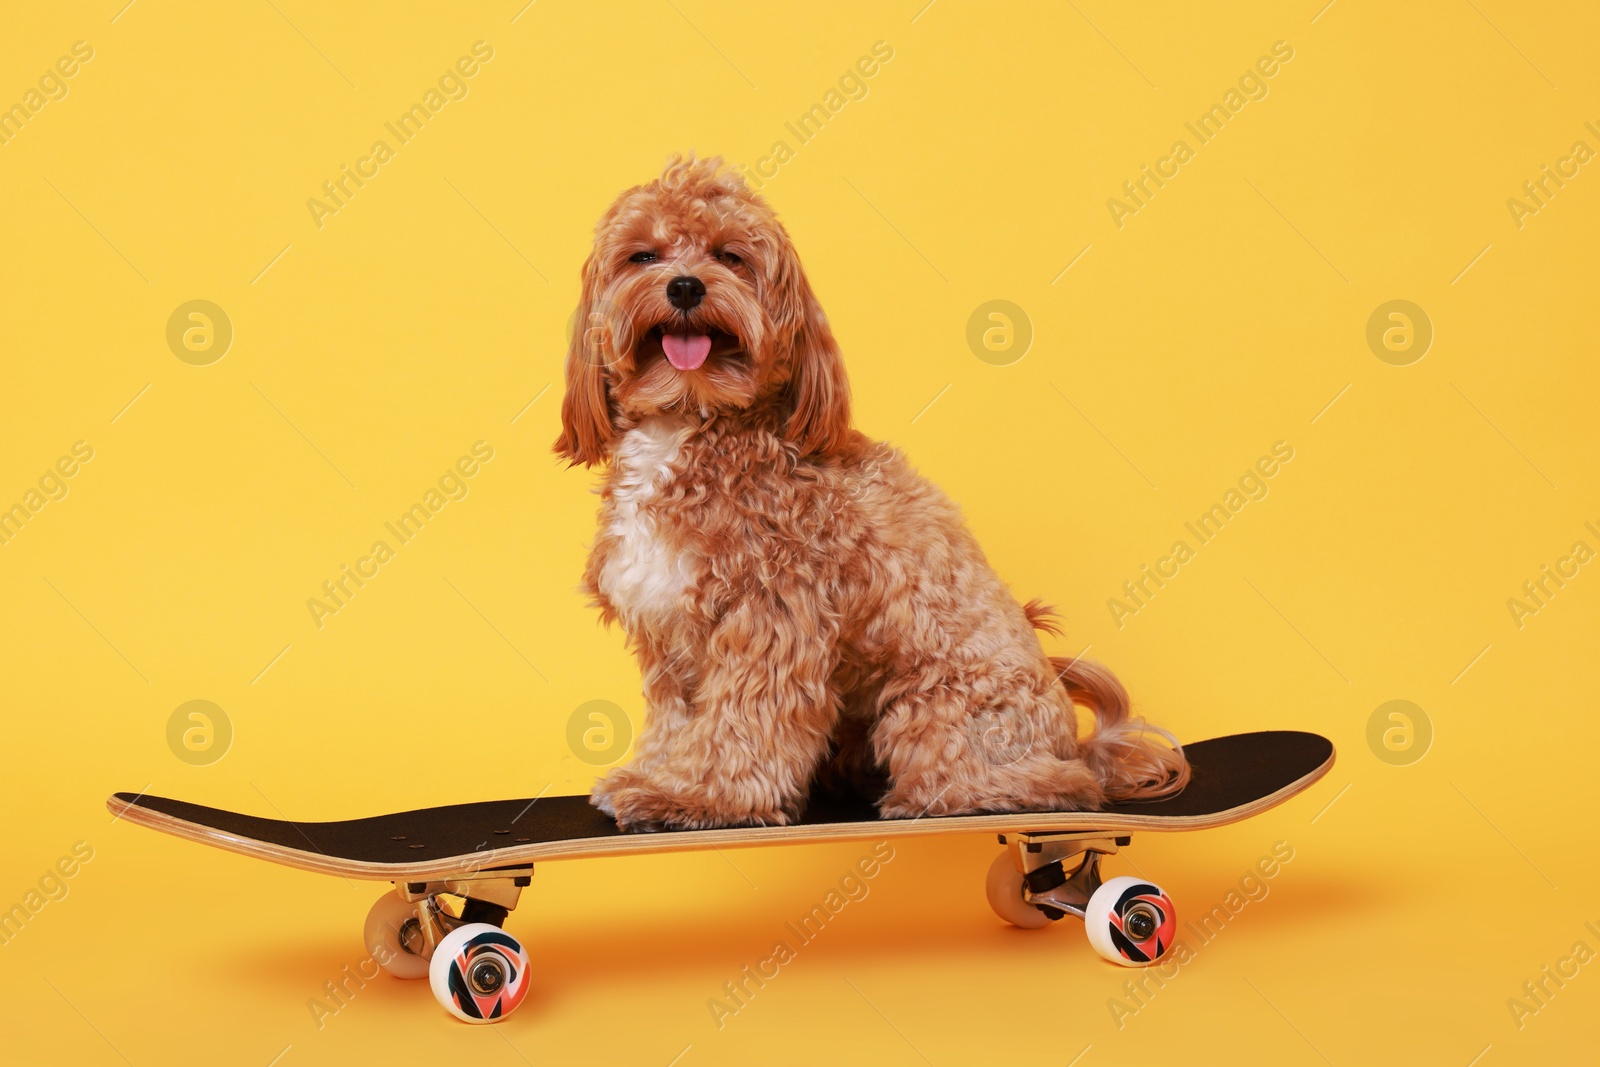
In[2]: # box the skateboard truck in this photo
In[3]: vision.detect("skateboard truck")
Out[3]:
[988,830,1177,967]
[997,831,1126,920]
[358,865,539,1022]
[390,867,535,958]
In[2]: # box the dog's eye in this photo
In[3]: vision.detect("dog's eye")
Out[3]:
[716,251,743,267]
[628,251,658,264]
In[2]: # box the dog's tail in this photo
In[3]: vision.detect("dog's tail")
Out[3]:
[1025,600,1190,802]
[1051,655,1190,801]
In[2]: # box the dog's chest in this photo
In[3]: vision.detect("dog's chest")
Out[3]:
[598,417,696,624]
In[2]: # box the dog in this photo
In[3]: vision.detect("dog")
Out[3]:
[556,156,1189,830]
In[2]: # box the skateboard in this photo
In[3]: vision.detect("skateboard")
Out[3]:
[107,729,1332,1023]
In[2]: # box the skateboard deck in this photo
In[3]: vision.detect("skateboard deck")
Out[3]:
[107,730,1333,880]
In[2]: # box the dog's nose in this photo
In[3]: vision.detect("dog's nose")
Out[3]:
[666,275,706,311]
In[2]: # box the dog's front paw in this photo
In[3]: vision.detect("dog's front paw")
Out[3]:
[591,766,683,830]
[589,766,641,821]
[596,770,795,831]
[589,789,619,819]
[603,774,691,831]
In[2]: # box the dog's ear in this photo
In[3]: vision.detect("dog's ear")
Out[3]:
[774,238,851,457]
[554,255,617,467]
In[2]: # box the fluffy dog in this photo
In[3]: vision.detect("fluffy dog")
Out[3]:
[557,156,1188,830]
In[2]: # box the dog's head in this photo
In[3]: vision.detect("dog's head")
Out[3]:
[555,155,850,466]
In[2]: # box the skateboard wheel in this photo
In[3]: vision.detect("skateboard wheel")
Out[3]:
[429,922,531,1023]
[984,852,1054,930]
[364,891,431,980]
[1083,875,1176,967]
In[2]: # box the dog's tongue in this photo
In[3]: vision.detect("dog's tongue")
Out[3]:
[661,332,712,370]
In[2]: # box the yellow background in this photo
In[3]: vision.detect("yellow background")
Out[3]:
[2,1,1596,1063]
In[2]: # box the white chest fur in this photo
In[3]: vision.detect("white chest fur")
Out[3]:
[599,416,695,625]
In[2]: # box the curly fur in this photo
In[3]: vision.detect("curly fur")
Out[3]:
[557,155,1189,830]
